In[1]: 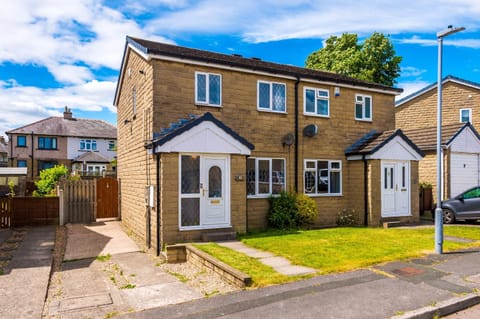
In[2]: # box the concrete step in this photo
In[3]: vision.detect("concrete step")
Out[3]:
[202,231,236,242]
[383,221,403,228]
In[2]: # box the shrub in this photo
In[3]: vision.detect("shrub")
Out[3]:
[268,191,298,229]
[268,192,319,229]
[336,209,356,226]
[33,165,68,197]
[296,194,317,226]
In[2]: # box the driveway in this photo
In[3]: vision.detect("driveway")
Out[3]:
[44,220,204,318]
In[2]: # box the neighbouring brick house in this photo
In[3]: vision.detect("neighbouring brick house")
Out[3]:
[395,76,480,202]
[114,36,424,250]
[0,137,8,167]
[6,107,117,180]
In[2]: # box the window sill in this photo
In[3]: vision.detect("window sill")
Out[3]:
[179,223,231,231]
[303,113,330,118]
[257,108,287,114]
[247,194,281,199]
[195,102,222,108]
[305,193,343,197]
[355,118,372,122]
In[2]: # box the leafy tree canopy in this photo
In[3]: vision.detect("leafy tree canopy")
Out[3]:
[305,32,402,87]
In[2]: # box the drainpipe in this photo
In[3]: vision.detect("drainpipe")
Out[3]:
[31,132,34,180]
[363,155,369,226]
[8,134,12,167]
[294,76,300,192]
[156,152,161,256]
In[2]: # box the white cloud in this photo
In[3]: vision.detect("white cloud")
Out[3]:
[0,0,172,83]
[141,0,480,43]
[396,80,432,101]
[401,66,427,78]
[0,79,117,134]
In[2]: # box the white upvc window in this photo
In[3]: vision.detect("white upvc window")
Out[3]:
[355,94,372,121]
[257,81,286,112]
[195,72,222,106]
[304,160,342,196]
[304,87,329,117]
[247,157,286,197]
[80,139,97,151]
[460,108,472,123]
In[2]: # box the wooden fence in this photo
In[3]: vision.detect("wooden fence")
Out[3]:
[0,197,10,228]
[58,179,96,224]
[0,196,59,227]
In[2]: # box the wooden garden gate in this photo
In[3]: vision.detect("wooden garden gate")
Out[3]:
[96,177,118,219]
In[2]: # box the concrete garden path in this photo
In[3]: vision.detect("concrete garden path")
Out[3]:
[217,241,316,276]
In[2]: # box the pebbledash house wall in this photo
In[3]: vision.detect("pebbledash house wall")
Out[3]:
[117,47,401,248]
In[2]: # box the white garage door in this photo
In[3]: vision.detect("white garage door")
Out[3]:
[450,153,480,197]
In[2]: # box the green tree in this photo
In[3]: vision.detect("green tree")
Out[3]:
[305,32,402,87]
[33,165,68,197]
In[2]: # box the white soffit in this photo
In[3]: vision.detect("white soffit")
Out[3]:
[368,135,423,161]
[449,127,480,153]
[0,168,27,176]
[154,121,251,155]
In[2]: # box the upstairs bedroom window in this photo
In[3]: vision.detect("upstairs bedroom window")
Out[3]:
[304,87,329,117]
[258,81,286,112]
[355,94,372,121]
[38,137,57,150]
[460,108,472,123]
[17,135,26,147]
[108,140,116,151]
[80,139,97,151]
[195,72,222,106]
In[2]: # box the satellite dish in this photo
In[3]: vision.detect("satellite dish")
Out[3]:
[282,133,295,146]
[303,124,318,137]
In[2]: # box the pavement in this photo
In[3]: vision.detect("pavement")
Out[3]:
[1,221,480,318]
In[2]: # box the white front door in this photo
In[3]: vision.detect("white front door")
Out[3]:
[381,161,410,217]
[179,154,230,230]
[202,157,229,225]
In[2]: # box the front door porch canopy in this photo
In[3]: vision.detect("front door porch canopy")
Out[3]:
[345,129,424,161]
[148,112,254,155]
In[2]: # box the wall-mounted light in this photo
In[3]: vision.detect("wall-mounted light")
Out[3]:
[139,70,145,75]
[124,119,132,125]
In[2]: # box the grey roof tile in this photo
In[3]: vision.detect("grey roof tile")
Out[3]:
[6,116,116,139]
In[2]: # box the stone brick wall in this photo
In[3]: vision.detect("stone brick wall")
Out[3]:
[117,48,403,248]
[395,81,480,130]
[116,50,156,249]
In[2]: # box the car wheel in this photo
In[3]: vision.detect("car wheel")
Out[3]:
[443,209,455,224]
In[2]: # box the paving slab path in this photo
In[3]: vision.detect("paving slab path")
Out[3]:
[217,241,316,276]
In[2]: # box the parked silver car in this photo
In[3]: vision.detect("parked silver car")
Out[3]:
[441,186,480,224]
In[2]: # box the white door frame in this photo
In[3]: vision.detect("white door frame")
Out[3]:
[381,160,411,217]
[179,153,231,230]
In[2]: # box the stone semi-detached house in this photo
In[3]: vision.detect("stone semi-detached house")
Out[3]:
[114,36,424,251]
[395,76,480,202]
[6,108,117,180]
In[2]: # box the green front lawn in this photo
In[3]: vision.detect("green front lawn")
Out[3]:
[195,226,480,287]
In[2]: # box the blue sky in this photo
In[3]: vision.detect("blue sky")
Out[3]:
[1,0,479,137]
